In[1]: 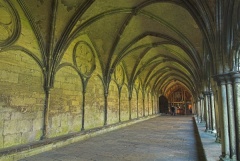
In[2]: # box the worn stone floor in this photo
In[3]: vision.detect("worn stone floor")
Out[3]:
[19,116,211,161]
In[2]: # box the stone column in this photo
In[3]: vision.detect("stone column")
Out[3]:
[207,92,212,132]
[232,73,240,160]
[129,96,132,120]
[219,76,230,160]
[104,91,108,126]
[214,88,221,143]
[197,98,202,123]
[192,101,195,115]
[119,91,121,122]
[210,91,217,133]
[225,76,237,160]
[137,95,139,118]
[200,96,205,122]
[81,89,86,131]
[143,98,145,117]
[41,87,51,139]
[203,91,210,132]
[152,99,154,115]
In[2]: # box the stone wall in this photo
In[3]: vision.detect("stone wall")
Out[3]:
[48,66,82,138]
[85,74,105,129]
[0,49,158,150]
[0,51,44,148]
[108,81,119,124]
[0,39,158,151]
[131,89,138,119]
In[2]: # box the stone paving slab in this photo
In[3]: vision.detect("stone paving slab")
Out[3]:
[19,116,206,161]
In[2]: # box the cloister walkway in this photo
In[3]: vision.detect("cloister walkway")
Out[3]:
[19,116,216,161]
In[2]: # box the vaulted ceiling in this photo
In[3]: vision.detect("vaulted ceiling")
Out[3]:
[1,0,215,98]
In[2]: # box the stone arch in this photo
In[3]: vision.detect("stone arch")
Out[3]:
[49,66,82,138]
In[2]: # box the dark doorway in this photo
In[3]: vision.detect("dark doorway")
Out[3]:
[159,96,168,114]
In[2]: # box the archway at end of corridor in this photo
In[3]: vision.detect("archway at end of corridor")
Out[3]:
[159,82,194,115]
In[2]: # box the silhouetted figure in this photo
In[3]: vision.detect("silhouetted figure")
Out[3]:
[171,106,175,116]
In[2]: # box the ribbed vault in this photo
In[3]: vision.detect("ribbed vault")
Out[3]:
[0,0,216,102]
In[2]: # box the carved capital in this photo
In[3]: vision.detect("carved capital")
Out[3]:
[202,91,211,96]
[212,73,232,85]
[231,72,240,83]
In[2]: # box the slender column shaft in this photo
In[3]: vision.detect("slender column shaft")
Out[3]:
[42,88,51,139]
[137,96,139,118]
[147,96,149,116]
[143,99,145,116]
[226,77,237,160]
[104,92,108,126]
[81,90,86,131]
[198,99,202,123]
[201,97,205,122]
[210,92,217,133]
[119,92,121,122]
[220,78,230,159]
[152,99,154,115]
[129,96,132,120]
[204,92,210,131]
[192,101,195,114]
[207,93,212,131]
[232,73,240,160]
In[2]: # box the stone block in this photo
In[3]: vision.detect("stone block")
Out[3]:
[1,111,11,120]
[51,116,61,128]
[62,105,70,112]
[18,119,33,133]
[54,81,61,88]
[3,120,18,135]
[71,100,79,106]
[33,119,43,131]
[3,133,21,148]
[9,96,25,106]
[61,82,75,90]
[10,112,23,120]
[36,111,43,119]
[60,114,68,127]
[62,89,72,95]
[24,97,37,105]
[0,70,18,83]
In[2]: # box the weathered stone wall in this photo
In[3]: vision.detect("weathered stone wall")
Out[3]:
[0,51,44,148]
[48,67,82,138]
[85,74,104,129]
[0,34,158,152]
[148,93,152,115]
[0,49,158,150]
[131,89,138,119]
[120,85,129,121]
[138,91,144,117]
[108,81,119,124]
